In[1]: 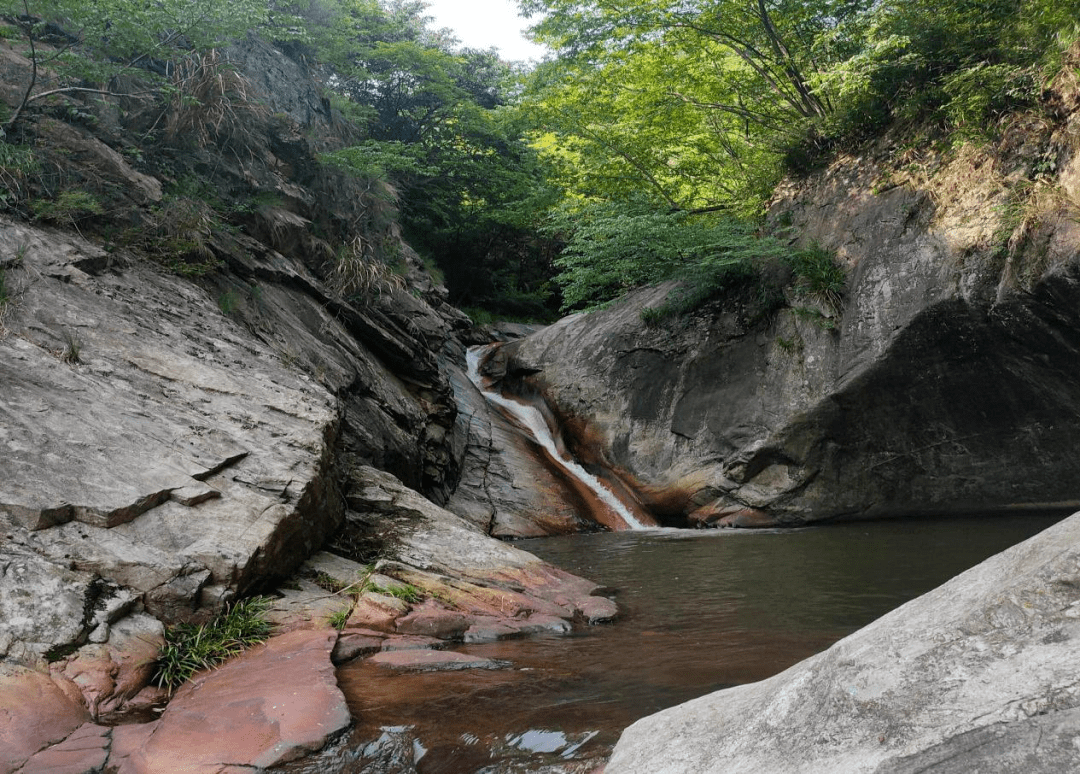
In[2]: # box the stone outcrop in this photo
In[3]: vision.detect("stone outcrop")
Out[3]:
[335,466,618,631]
[504,121,1080,525]
[0,31,612,771]
[605,509,1080,773]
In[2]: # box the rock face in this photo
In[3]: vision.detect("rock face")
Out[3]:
[505,126,1080,525]
[0,31,566,762]
[338,465,617,627]
[606,509,1080,774]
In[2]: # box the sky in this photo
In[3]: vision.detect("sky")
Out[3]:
[422,0,548,63]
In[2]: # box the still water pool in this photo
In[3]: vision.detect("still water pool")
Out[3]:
[290,513,1068,774]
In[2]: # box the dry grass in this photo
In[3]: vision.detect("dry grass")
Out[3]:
[328,235,406,298]
[327,177,408,299]
[150,196,217,265]
[162,50,267,151]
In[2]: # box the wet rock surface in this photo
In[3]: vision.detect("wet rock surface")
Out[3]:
[116,629,349,773]
[606,511,1080,774]
[0,33,587,769]
[446,356,602,537]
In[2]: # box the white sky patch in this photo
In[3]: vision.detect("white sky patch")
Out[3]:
[423,0,548,63]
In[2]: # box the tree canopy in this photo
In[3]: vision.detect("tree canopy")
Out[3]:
[516,0,1080,310]
[2,0,1078,317]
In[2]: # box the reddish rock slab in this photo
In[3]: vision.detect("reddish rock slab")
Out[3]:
[0,664,89,774]
[331,633,384,665]
[512,614,572,636]
[394,600,473,639]
[345,593,409,632]
[114,629,350,773]
[366,649,508,672]
[463,620,523,643]
[577,596,618,624]
[104,723,156,771]
[16,723,109,774]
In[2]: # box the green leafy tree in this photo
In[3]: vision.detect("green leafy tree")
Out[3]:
[305,0,560,315]
[1,0,279,131]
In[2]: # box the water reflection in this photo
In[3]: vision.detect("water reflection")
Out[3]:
[284,513,1067,773]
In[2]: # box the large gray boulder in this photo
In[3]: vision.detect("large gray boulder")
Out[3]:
[606,511,1080,773]
[0,219,343,664]
[505,131,1080,525]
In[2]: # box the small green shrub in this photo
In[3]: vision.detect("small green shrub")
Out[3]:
[153,596,272,691]
[31,190,104,225]
[218,289,240,314]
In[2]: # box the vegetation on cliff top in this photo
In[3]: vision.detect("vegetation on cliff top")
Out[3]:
[0,0,1077,316]
[523,0,1079,310]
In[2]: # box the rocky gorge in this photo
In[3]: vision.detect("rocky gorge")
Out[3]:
[1,25,1080,774]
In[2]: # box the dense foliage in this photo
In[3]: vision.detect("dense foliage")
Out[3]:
[521,0,1080,211]
[1,0,1077,316]
[517,0,1079,310]
[287,0,561,316]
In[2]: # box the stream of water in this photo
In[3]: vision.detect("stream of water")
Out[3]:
[304,515,1067,774]
[287,347,1069,773]
[465,345,649,530]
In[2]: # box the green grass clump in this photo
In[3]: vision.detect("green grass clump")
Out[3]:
[789,245,845,312]
[31,190,103,225]
[328,606,351,630]
[373,582,423,603]
[153,596,272,690]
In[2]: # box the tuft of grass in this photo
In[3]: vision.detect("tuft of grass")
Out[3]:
[31,190,103,226]
[373,582,423,604]
[328,607,351,631]
[330,237,406,299]
[60,328,81,364]
[639,306,669,329]
[0,142,38,208]
[153,596,272,691]
[789,245,845,313]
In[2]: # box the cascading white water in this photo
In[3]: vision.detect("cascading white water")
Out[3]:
[466,345,648,530]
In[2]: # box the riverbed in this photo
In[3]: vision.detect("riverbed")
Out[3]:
[290,512,1066,774]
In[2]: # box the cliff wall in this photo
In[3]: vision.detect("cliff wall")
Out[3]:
[506,109,1080,525]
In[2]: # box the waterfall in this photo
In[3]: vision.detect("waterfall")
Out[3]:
[467,345,650,530]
